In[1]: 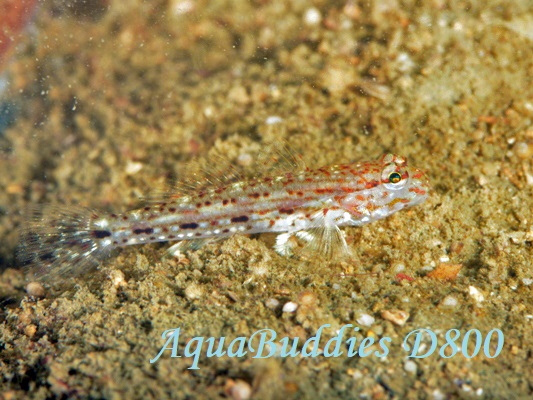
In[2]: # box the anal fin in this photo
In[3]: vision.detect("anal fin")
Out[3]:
[166,239,212,257]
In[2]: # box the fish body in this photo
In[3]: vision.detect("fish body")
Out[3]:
[19,153,429,279]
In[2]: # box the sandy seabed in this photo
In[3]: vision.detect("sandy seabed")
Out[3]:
[1,1,532,399]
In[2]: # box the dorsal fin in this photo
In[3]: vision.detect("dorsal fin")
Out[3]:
[142,140,307,203]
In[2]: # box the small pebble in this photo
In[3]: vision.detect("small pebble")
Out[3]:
[24,324,37,338]
[343,3,361,19]
[125,161,143,175]
[265,298,279,309]
[468,286,484,304]
[225,379,252,400]
[470,129,485,141]
[184,283,203,300]
[171,0,194,15]
[349,368,363,380]
[370,325,383,336]
[441,295,458,308]
[26,282,45,298]
[477,174,489,186]
[282,301,298,313]
[393,262,405,272]
[525,169,533,186]
[304,8,322,26]
[381,309,410,326]
[237,153,253,167]
[6,183,24,194]
[396,52,415,72]
[514,142,532,159]
[432,389,446,400]
[427,263,462,281]
[165,329,176,338]
[265,115,283,125]
[109,270,127,287]
[203,106,214,117]
[404,360,417,374]
[297,291,317,307]
[356,313,375,327]
[461,384,473,393]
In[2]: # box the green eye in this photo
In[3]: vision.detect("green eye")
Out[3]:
[389,172,402,184]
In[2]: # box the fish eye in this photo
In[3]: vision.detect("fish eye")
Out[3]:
[381,164,408,190]
[388,172,402,184]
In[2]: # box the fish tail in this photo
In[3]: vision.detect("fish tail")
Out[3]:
[17,205,115,281]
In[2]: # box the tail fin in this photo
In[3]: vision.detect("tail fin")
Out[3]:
[17,205,114,281]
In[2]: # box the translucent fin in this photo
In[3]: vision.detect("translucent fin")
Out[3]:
[166,238,212,257]
[274,232,297,257]
[274,225,352,260]
[143,140,307,203]
[299,225,352,260]
[299,207,352,260]
[17,205,114,281]
[255,140,307,177]
[178,153,245,195]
